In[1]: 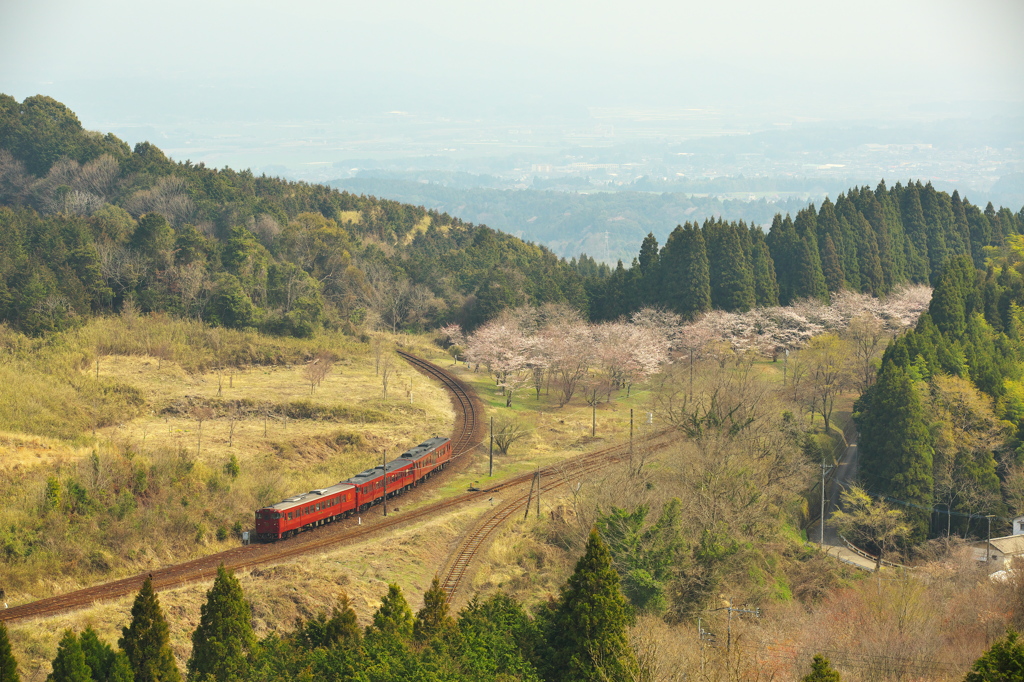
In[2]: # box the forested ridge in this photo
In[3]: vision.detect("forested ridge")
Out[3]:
[856,247,1024,542]
[2,94,1022,340]
[0,94,586,336]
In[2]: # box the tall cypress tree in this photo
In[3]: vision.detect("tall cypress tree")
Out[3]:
[636,233,660,306]
[79,627,114,682]
[855,363,934,540]
[0,622,20,682]
[186,565,255,682]
[47,631,91,682]
[821,234,845,293]
[119,578,181,682]
[660,224,710,319]
[368,584,414,640]
[767,214,800,304]
[750,231,779,307]
[793,207,829,302]
[413,576,455,642]
[705,220,755,311]
[546,529,639,682]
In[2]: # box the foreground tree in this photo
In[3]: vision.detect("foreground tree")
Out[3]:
[414,577,455,642]
[79,627,114,682]
[47,631,90,682]
[368,584,414,640]
[964,630,1024,682]
[187,565,255,682]
[119,578,180,682]
[0,622,20,682]
[545,529,640,682]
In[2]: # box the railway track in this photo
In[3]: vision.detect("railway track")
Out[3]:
[0,351,485,624]
[439,428,678,602]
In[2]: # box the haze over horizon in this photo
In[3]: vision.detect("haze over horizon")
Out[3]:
[2,0,1022,207]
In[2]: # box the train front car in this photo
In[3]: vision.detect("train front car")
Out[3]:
[407,437,452,483]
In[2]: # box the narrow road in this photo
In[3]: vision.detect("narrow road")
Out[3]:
[811,441,879,571]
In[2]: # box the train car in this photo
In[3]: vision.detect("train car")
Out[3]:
[254,480,356,541]
[403,437,452,484]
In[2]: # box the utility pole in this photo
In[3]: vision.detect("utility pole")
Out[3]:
[987,514,995,562]
[489,416,494,477]
[536,469,541,518]
[820,456,834,545]
[383,448,388,517]
[591,402,596,437]
[523,472,537,521]
[629,408,634,453]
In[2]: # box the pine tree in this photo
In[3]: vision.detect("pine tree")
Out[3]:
[660,224,711,319]
[855,363,934,540]
[750,231,779,307]
[119,578,181,682]
[705,220,755,312]
[802,654,842,681]
[368,584,414,640]
[79,627,113,682]
[108,654,134,682]
[965,630,1024,681]
[47,631,91,682]
[546,529,639,682]
[636,233,660,306]
[0,622,20,682]
[821,234,845,293]
[414,576,455,642]
[186,565,255,682]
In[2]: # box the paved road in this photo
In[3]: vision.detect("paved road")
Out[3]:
[809,442,879,571]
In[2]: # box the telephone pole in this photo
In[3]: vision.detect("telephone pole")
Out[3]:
[820,456,834,545]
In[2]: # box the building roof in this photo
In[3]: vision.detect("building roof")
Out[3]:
[990,535,1024,556]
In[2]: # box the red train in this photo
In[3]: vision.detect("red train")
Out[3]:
[254,437,452,541]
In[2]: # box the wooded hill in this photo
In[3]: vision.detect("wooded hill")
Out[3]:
[856,249,1024,542]
[1,94,1022,339]
[0,95,586,336]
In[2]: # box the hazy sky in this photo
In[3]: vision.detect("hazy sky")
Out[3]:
[2,0,1023,125]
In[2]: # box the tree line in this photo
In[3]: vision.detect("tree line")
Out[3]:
[586,183,1024,322]
[5,530,644,682]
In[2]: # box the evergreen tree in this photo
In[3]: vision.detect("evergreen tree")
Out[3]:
[414,576,455,642]
[368,584,414,640]
[750,231,779,307]
[855,364,934,540]
[636,233,660,306]
[545,529,639,682]
[802,654,842,681]
[79,627,114,682]
[108,654,133,682]
[821,234,845,293]
[965,630,1024,682]
[660,224,710,319]
[47,631,91,682]
[0,622,20,682]
[119,578,181,682]
[186,565,255,682]
[294,592,362,651]
[705,220,755,311]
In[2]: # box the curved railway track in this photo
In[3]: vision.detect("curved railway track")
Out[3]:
[439,428,678,602]
[0,351,485,624]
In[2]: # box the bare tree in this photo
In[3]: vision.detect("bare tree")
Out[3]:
[493,418,529,456]
[844,312,886,392]
[371,334,386,375]
[302,352,334,394]
[380,352,395,401]
[191,405,214,456]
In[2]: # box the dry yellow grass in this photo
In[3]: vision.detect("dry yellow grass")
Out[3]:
[93,349,454,471]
